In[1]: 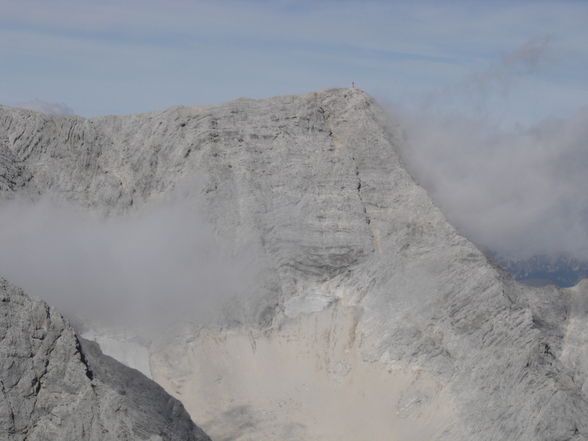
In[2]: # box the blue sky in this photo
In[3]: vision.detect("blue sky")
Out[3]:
[1,0,588,123]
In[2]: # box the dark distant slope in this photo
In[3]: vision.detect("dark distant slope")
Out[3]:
[496,254,588,287]
[0,278,210,441]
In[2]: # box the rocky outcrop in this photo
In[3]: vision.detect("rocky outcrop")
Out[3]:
[0,278,210,441]
[1,88,588,440]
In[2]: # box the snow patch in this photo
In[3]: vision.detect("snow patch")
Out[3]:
[284,293,336,318]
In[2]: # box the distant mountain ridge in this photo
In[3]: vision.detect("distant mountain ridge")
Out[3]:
[495,254,588,287]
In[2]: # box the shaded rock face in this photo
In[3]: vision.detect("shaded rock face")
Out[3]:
[0,278,210,441]
[1,88,588,440]
[0,136,30,192]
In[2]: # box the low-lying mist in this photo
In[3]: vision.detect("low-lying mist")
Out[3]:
[387,37,588,264]
[395,108,588,262]
[0,192,259,329]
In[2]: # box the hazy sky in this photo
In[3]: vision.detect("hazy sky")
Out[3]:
[2,0,587,123]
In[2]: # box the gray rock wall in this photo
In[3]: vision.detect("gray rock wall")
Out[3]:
[0,278,210,441]
[1,88,588,440]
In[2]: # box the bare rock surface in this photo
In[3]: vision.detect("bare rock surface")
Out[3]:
[0,278,210,441]
[1,88,588,440]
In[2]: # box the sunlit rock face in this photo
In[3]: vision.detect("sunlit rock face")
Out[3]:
[1,88,588,440]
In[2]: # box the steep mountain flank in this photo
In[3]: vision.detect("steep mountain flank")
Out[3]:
[0,278,210,441]
[1,88,587,440]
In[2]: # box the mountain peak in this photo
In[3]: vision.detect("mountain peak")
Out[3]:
[1,90,588,440]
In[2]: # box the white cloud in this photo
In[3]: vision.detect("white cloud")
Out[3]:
[384,36,588,263]
[0,192,261,328]
[396,107,588,261]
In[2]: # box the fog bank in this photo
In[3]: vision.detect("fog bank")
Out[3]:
[387,38,588,264]
[0,193,258,328]
[396,108,588,261]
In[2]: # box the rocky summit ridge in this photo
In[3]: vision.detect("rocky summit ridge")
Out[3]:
[1,88,588,440]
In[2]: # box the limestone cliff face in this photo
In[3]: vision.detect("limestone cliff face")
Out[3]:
[0,278,210,441]
[1,88,588,440]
